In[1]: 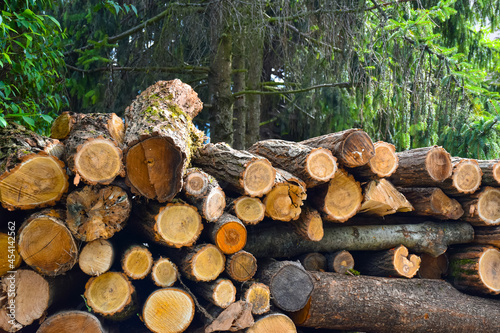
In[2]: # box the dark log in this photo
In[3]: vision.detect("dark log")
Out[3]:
[326,250,354,274]
[225,250,257,282]
[418,253,448,279]
[398,187,464,220]
[298,252,327,271]
[473,225,500,247]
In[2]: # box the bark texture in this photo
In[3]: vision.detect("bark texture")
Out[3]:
[398,187,464,220]
[459,186,500,226]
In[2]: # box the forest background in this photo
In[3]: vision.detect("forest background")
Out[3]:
[2,0,500,159]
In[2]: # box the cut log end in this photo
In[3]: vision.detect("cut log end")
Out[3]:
[50,112,74,139]
[242,159,276,197]
[184,244,225,282]
[247,313,297,333]
[84,272,134,318]
[151,257,178,287]
[418,253,448,279]
[479,248,500,293]
[155,203,203,248]
[211,213,247,255]
[212,279,237,308]
[493,162,500,184]
[226,250,257,282]
[452,159,482,194]
[321,169,362,222]
[292,206,324,242]
[368,141,398,177]
[243,282,271,315]
[393,245,421,278]
[299,253,327,272]
[122,245,154,280]
[184,169,208,196]
[264,183,306,221]
[0,154,68,210]
[37,311,105,333]
[426,147,453,182]
[305,148,337,183]
[232,196,265,225]
[79,239,114,276]
[431,188,464,220]
[327,250,355,274]
[143,288,195,333]
[341,130,375,167]
[74,138,124,184]
[204,187,226,222]
[477,187,500,225]
[107,113,125,145]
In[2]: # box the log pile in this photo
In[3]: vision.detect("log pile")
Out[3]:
[2,79,500,333]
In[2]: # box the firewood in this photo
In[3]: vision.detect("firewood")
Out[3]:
[473,225,500,247]
[84,271,137,321]
[227,196,266,225]
[64,113,125,185]
[50,111,85,140]
[459,187,500,226]
[151,257,178,287]
[66,185,131,241]
[389,146,453,186]
[225,250,257,282]
[398,187,464,220]
[244,221,474,258]
[263,169,306,221]
[78,239,115,276]
[291,271,500,332]
[209,213,247,254]
[133,201,203,248]
[180,243,226,282]
[290,206,324,241]
[241,282,271,315]
[350,141,398,178]
[204,300,254,332]
[18,209,78,276]
[37,310,105,333]
[142,287,195,333]
[448,245,500,295]
[248,139,337,187]
[123,79,204,202]
[477,159,500,186]
[181,168,226,222]
[298,252,327,271]
[258,260,314,312]
[121,245,154,280]
[308,168,362,222]
[418,253,448,279]
[358,179,413,216]
[0,232,21,277]
[354,245,421,278]
[247,313,297,333]
[193,142,276,197]
[0,123,68,210]
[326,250,355,274]
[435,158,482,196]
[300,128,375,168]
[193,278,236,308]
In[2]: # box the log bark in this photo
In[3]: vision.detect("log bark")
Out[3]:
[459,187,500,226]
[299,128,375,168]
[64,113,125,185]
[142,287,195,333]
[418,253,448,279]
[477,159,500,186]
[123,79,204,202]
[0,232,21,277]
[193,142,276,197]
[121,245,154,280]
[437,158,482,196]
[326,250,355,274]
[18,209,78,276]
[308,168,362,222]
[248,139,337,187]
[179,243,226,282]
[257,260,313,312]
[247,313,297,333]
[244,221,474,258]
[193,278,236,309]
[209,213,247,255]
[389,146,453,186]
[0,123,68,210]
[263,169,306,221]
[78,239,115,276]
[181,168,226,222]
[50,111,85,140]
[473,225,500,247]
[84,271,137,321]
[291,271,500,332]
[354,245,421,278]
[227,196,265,225]
[350,141,398,179]
[241,282,271,315]
[298,252,327,272]
[290,206,324,241]
[398,187,464,220]
[151,257,178,287]
[358,179,413,216]
[37,310,105,333]
[225,250,257,282]
[66,185,131,241]
[448,245,500,295]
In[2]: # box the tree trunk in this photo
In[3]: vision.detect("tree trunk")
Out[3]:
[123,79,204,202]
[398,187,464,220]
[193,143,276,197]
[193,278,236,309]
[350,141,398,179]
[121,245,153,280]
[418,253,448,279]
[248,139,337,187]
[241,282,271,315]
[225,250,257,282]
[300,128,375,168]
[263,169,306,221]
[247,313,297,333]
[459,187,500,226]
[66,185,131,241]
[448,245,500,295]
[37,310,106,333]
[354,245,421,278]
[179,243,226,282]
[227,196,265,225]
[326,250,355,274]
[290,205,324,241]
[0,233,21,277]
[18,209,78,276]
[209,213,247,255]
[298,252,327,272]
[142,287,195,333]
[477,159,500,186]
[78,239,114,276]
[0,123,68,211]
[359,179,413,216]
[438,158,482,196]
[244,221,474,258]
[151,257,178,287]
[291,271,500,332]
[245,29,264,147]
[233,34,246,150]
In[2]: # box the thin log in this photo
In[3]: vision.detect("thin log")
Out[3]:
[263,169,306,221]
[298,252,327,271]
[290,205,324,241]
[193,278,236,308]
[247,313,297,333]
[398,187,464,220]
[78,239,115,276]
[418,253,448,279]
[180,243,226,282]
[227,196,265,225]
[0,232,21,277]
[350,141,398,179]
[225,250,257,282]
[299,128,375,168]
[244,221,474,258]
[326,250,355,274]
[354,245,421,278]
[291,272,500,332]
[459,187,500,226]
[477,159,500,186]
[121,245,154,280]
[241,282,271,315]
[358,179,413,216]
[37,311,105,333]
[209,213,247,255]
[151,257,178,287]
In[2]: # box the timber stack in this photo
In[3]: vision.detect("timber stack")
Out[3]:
[1,79,500,333]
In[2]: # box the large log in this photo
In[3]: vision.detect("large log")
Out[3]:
[398,187,464,220]
[193,142,276,197]
[299,128,375,168]
[244,221,474,258]
[350,141,398,179]
[248,139,337,187]
[263,169,307,221]
[358,179,413,216]
[0,123,68,210]
[123,79,204,202]
[477,159,500,186]
[291,272,500,332]
[459,187,500,226]
[37,310,106,333]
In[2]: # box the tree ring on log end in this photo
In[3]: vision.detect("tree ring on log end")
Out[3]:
[37,311,105,333]
[151,258,178,287]
[85,272,134,316]
[244,283,271,315]
[479,248,500,293]
[143,288,195,333]
[425,147,452,182]
[204,188,226,222]
[270,265,314,312]
[227,251,257,282]
[126,137,184,201]
[369,142,398,177]
[155,204,203,248]
[305,148,337,181]
[234,196,265,225]
[478,187,500,225]
[185,172,208,196]
[214,279,237,308]
[215,221,247,254]
[191,245,225,281]
[452,160,482,194]
[341,130,375,167]
[74,139,123,184]
[247,313,297,333]
[243,159,276,197]
[493,162,500,185]
[323,170,362,222]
